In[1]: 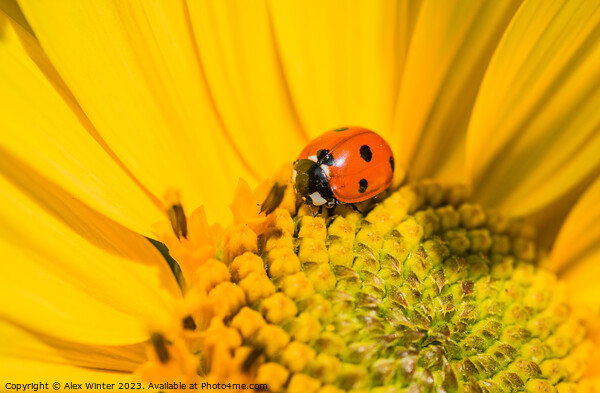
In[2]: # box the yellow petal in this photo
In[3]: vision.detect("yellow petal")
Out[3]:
[0,9,165,236]
[0,320,144,373]
[467,0,600,221]
[551,177,600,338]
[0,0,32,33]
[268,0,420,138]
[0,164,181,345]
[550,175,600,273]
[391,0,522,183]
[186,0,307,174]
[559,246,600,310]
[17,0,256,224]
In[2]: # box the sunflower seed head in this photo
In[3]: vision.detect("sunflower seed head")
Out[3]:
[214,182,591,392]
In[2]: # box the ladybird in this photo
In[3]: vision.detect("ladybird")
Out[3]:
[292,126,395,208]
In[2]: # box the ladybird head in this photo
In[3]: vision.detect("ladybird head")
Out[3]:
[292,159,337,207]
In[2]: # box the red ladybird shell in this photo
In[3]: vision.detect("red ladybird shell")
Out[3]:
[298,126,394,203]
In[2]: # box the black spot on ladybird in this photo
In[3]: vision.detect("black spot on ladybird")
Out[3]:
[317,149,328,160]
[360,145,372,162]
[317,149,335,166]
[333,127,349,132]
[358,179,368,193]
[389,156,395,171]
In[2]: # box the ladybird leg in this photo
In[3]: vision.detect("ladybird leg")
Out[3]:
[349,203,362,214]
[313,205,324,217]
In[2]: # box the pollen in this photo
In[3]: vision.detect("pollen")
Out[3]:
[144,180,592,392]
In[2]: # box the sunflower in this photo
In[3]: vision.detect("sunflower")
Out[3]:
[1,0,599,392]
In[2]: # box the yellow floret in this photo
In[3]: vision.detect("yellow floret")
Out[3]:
[355,225,384,253]
[287,374,322,393]
[298,238,329,264]
[263,227,295,252]
[526,379,556,393]
[414,208,440,239]
[207,282,245,317]
[239,272,276,303]
[288,313,322,342]
[308,354,342,383]
[230,307,266,339]
[266,248,301,277]
[255,325,290,357]
[327,238,354,267]
[224,223,258,263]
[297,216,327,240]
[304,264,337,292]
[256,362,290,392]
[458,203,487,229]
[396,218,424,248]
[192,258,231,292]
[202,317,242,355]
[230,252,265,281]
[260,293,298,324]
[381,190,412,218]
[272,208,296,234]
[301,294,333,322]
[280,272,315,300]
[281,341,316,372]
[327,216,356,240]
[365,204,395,234]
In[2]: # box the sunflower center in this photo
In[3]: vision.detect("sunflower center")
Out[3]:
[149,181,590,392]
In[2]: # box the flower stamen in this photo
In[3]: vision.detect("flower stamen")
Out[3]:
[150,332,170,364]
[165,189,188,239]
[261,182,288,215]
[182,315,197,331]
[167,203,188,239]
